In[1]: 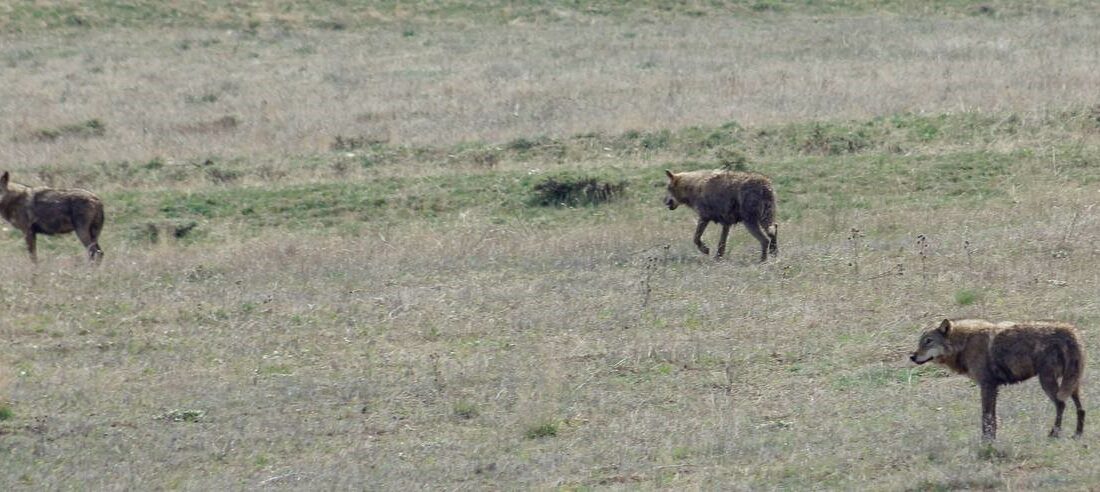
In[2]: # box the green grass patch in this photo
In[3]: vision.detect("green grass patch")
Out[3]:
[524,420,559,439]
[98,147,1024,245]
[327,110,1094,176]
[104,166,640,240]
[65,110,1094,249]
[452,401,479,420]
[954,288,981,306]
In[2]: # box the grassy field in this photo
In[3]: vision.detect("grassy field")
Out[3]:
[3,1,1100,490]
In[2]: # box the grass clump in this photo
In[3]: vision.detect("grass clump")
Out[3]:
[33,119,106,141]
[524,420,559,439]
[796,122,871,155]
[157,409,205,423]
[530,173,624,207]
[954,288,981,306]
[505,136,541,152]
[0,404,12,421]
[452,401,479,420]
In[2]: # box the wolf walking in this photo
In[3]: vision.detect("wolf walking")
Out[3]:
[663,169,778,262]
[910,318,1085,440]
[0,172,104,263]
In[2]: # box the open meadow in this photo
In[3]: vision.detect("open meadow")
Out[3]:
[3,1,1100,489]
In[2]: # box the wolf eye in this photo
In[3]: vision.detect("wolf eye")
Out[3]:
[922,339,931,346]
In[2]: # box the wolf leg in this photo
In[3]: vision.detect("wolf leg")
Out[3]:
[24,231,37,263]
[693,218,710,256]
[1039,371,1066,437]
[767,223,778,255]
[1072,390,1085,438]
[742,222,771,262]
[715,224,731,258]
[86,243,103,264]
[980,383,998,441]
[76,226,103,264]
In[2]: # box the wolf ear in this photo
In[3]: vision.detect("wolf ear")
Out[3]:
[665,169,675,181]
[0,171,8,188]
[938,318,952,335]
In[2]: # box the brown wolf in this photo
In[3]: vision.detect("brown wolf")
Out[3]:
[663,169,778,261]
[910,318,1085,440]
[0,171,104,263]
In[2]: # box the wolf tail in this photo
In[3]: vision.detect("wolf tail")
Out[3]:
[1058,344,1086,401]
[91,206,105,239]
[758,188,776,229]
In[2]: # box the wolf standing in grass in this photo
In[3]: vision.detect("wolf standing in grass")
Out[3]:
[0,172,104,263]
[910,319,1085,441]
[663,169,778,261]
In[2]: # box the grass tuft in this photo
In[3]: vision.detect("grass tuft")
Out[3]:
[452,401,479,420]
[954,289,982,306]
[524,420,559,439]
[157,409,205,423]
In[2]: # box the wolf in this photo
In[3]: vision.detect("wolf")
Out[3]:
[663,169,778,261]
[910,318,1086,440]
[0,171,104,263]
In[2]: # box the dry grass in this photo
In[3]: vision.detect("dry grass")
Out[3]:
[3,3,1100,490]
[3,176,1100,488]
[3,13,1100,172]
[4,1,1095,32]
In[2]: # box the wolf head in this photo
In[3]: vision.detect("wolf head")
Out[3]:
[663,170,683,210]
[910,319,953,364]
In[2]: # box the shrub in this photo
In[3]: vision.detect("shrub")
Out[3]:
[531,174,624,207]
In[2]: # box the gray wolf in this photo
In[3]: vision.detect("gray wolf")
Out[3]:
[911,318,1085,440]
[0,171,104,263]
[663,169,778,261]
